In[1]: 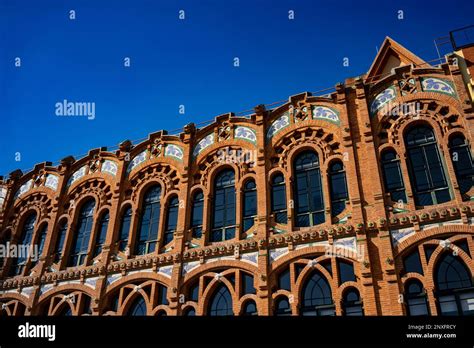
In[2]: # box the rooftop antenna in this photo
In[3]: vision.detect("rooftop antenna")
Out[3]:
[433,35,451,66]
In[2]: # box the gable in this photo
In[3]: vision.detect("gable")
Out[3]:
[366,37,428,83]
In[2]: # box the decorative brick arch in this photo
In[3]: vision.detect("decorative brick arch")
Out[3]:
[37,283,97,315]
[0,296,28,316]
[103,275,171,316]
[182,260,258,284]
[200,274,236,316]
[394,225,474,256]
[273,127,340,171]
[269,245,360,272]
[129,165,179,204]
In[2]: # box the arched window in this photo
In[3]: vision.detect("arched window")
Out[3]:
[338,260,355,284]
[189,282,199,302]
[10,213,36,276]
[403,249,423,275]
[242,180,257,232]
[405,280,429,316]
[381,150,407,204]
[94,211,109,257]
[342,288,364,316]
[271,173,287,224]
[405,126,450,206]
[31,224,48,267]
[164,196,179,245]
[328,161,349,217]
[278,268,291,291]
[242,300,258,316]
[118,206,132,252]
[128,296,147,316]
[242,273,256,295]
[157,284,169,306]
[191,191,204,238]
[211,169,236,242]
[274,297,291,316]
[209,284,233,316]
[449,135,474,195]
[136,186,161,255]
[301,271,334,316]
[58,305,73,316]
[183,307,196,316]
[54,220,68,263]
[293,151,325,227]
[435,253,474,316]
[68,200,95,267]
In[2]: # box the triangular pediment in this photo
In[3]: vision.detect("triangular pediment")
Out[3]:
[366,37,428,83]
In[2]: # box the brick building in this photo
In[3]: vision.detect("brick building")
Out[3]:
[0,36,473,316]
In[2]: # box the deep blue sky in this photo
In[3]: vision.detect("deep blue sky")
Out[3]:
[1,0,472,176]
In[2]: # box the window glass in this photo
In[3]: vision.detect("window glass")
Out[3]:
[211,170,236,242]
[136,186,161,255]
[271,174,287,224]
[209,285,233,316]
[405,126,451,206]
[68,200,95,267]
[381,150,407,203]
[118,206,132,252]
[449,135,474,195]
[164,196,179,245]
[191,191,204,238]
[329,161,349,216]
[403,249,424,275]
[293,151,325,227]
[338,261,356,284]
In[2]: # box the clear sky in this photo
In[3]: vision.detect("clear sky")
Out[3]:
[1,0,472,176]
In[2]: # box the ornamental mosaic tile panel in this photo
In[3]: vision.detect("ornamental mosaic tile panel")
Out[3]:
[390,227,415,246]
[269,247,288,263]
[20,286,34,297]
[421,77,456,97]
[182,261,200,275]
[370,86,396,117]
[67,166,87,187]
[164,144,184,161]
[14,179,33,199]
[193,133,214,158]
[44,174,59,191]
[337,213,351,224]
[84,276,99,289]
[234,126,257,144]
[206,255,234,263]
[157,265,173,278]
[266,113,290,141]
[294,240,330,250]
[241,251,258,265]
[312,106,340,125]
[39,283,54,295]
[420,222,441,231]
[127,150,148,174]
[101,160,118,176]
[107,273,122,285]
[333,237,357,253]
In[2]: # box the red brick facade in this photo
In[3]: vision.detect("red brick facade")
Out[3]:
[0,37,473,316]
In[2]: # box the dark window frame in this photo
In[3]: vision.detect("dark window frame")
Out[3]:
[211,169,236,242]
[271,173,287,224]
[293,151,325,227]
[405,126,451,206]
[328,161,349,217]
[136,186,161,255]
[381,149,407,204]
